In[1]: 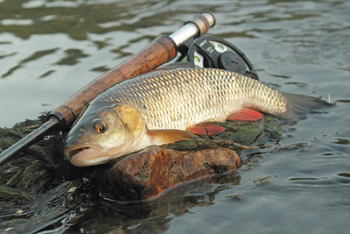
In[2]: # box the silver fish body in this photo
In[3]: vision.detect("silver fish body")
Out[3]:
[64,68,331,166]
[91,68,287,130]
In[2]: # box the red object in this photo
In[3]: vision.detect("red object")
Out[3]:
[227,108,263,121]
[188,123,226,135]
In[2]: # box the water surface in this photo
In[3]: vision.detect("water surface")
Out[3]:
[0,0,349,233]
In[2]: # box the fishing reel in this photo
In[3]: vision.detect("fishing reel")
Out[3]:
[179,35,259,81]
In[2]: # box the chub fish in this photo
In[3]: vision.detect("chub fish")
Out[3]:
[64,67,332,166]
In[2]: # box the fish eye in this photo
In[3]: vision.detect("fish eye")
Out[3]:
[93,120,107,133]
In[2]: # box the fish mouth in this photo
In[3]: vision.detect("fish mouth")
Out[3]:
[68,147,89,158]
[64,144,109,167]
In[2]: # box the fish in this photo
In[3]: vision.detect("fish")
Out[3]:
[63,67,332,166]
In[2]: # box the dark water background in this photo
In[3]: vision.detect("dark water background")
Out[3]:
[0,0,349,233]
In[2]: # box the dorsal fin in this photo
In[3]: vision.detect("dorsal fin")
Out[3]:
[158,62,195,70]
[142,62,195,75]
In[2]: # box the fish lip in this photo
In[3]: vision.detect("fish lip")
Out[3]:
[63,144,104,165]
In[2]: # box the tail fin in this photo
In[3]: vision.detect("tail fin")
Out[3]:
[280,92,334,119]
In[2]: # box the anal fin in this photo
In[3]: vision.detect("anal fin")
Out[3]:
[147,129,196,145]
[227,108,263,121]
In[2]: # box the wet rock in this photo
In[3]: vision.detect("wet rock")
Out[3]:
[97,146,240,201]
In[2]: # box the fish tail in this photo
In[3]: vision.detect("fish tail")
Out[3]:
[280,92,334,119]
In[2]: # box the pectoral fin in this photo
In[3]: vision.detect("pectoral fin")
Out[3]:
[187,123,226,135]
[147,129,196,145]
[227,108,264,121]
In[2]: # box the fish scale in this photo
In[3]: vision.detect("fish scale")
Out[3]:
[92,68,287,130]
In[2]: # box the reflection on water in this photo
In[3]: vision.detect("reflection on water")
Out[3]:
[0,0,350,233]
[333,138,350,145]
[65,172,241,234]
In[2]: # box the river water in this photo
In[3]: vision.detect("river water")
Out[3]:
[0,0,349,233]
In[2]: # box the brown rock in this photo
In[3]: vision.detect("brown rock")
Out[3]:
[97,146,240,201]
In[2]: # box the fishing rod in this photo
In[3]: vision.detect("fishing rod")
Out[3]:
[0,11,216,166]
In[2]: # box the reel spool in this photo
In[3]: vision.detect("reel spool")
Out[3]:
[186,35,259,81]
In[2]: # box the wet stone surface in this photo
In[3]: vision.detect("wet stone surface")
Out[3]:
[98,147,241,201]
